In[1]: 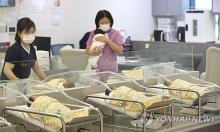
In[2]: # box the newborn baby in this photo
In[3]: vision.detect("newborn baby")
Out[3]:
[32,79,75,94]
[46,79,75,89]
[27,96,88,129]
[121,69,144,79]
[86,29,107,70]
[105,86,162,112]
[164,79,209,100]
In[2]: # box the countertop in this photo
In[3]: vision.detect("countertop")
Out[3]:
[131,40,220,73]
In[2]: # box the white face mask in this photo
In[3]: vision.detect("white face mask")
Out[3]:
[99,24,111,32]
[22,34,35,44]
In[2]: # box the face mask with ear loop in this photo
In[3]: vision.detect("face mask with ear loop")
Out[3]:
[99,24,111,32]
[22,34,35,44]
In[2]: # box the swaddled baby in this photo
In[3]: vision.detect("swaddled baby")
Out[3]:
[86,29,107,70]
[27,96,88,129]
[46,79,75,89]
[164,79,209,100]
[121,69,144,79]
[32,79,75,93]
[105,86,162,112]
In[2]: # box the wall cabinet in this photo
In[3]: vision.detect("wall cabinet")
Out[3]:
[152,0,168,16]
[213,0,220,14]
[152,0,189,16]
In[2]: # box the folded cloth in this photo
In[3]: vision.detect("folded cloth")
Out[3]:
[169,79,209,100]
[28,96,89,129]
[122,69,143,79]
[108,86,162,112]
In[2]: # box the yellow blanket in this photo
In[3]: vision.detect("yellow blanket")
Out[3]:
[46,79,66,88]
[28,96,89,129]
[169,79,209,100]
[122,69,143,79]
[108,86,161,112]
[31,79,66,93]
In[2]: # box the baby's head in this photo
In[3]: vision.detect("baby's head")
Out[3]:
[63,80,75,88]
[95,29,105,35]
[105,86,117,96]
[164,79,173,87]
[27,95,39,107]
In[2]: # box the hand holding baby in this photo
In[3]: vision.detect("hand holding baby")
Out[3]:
[95,36,108,43]
[91,47,102,56]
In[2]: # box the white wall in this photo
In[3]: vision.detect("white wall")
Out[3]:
[195,0,212,10]
[0,0,19,42]
[5,0,154,48]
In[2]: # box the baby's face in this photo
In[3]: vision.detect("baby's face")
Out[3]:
[31,96,39,101]
[164,79,173,86]
[63,80,75,88]
[111,86,117,90]
[27,95,39,107]
[105,86,117,96]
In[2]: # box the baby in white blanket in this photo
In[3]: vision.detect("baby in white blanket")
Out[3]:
[86,29,107,70]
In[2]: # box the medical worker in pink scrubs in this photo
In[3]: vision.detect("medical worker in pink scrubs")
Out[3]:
[86,10,123,73]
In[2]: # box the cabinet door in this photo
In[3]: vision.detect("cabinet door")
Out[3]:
[152,0,167,16]
[167,0,189,16]
[213,0,220,13]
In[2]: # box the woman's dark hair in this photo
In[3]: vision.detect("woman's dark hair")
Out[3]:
[15,17,36,42]
[95,10,114,29]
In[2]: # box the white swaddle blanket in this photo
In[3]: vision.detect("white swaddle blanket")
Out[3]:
[86,34,106,70]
